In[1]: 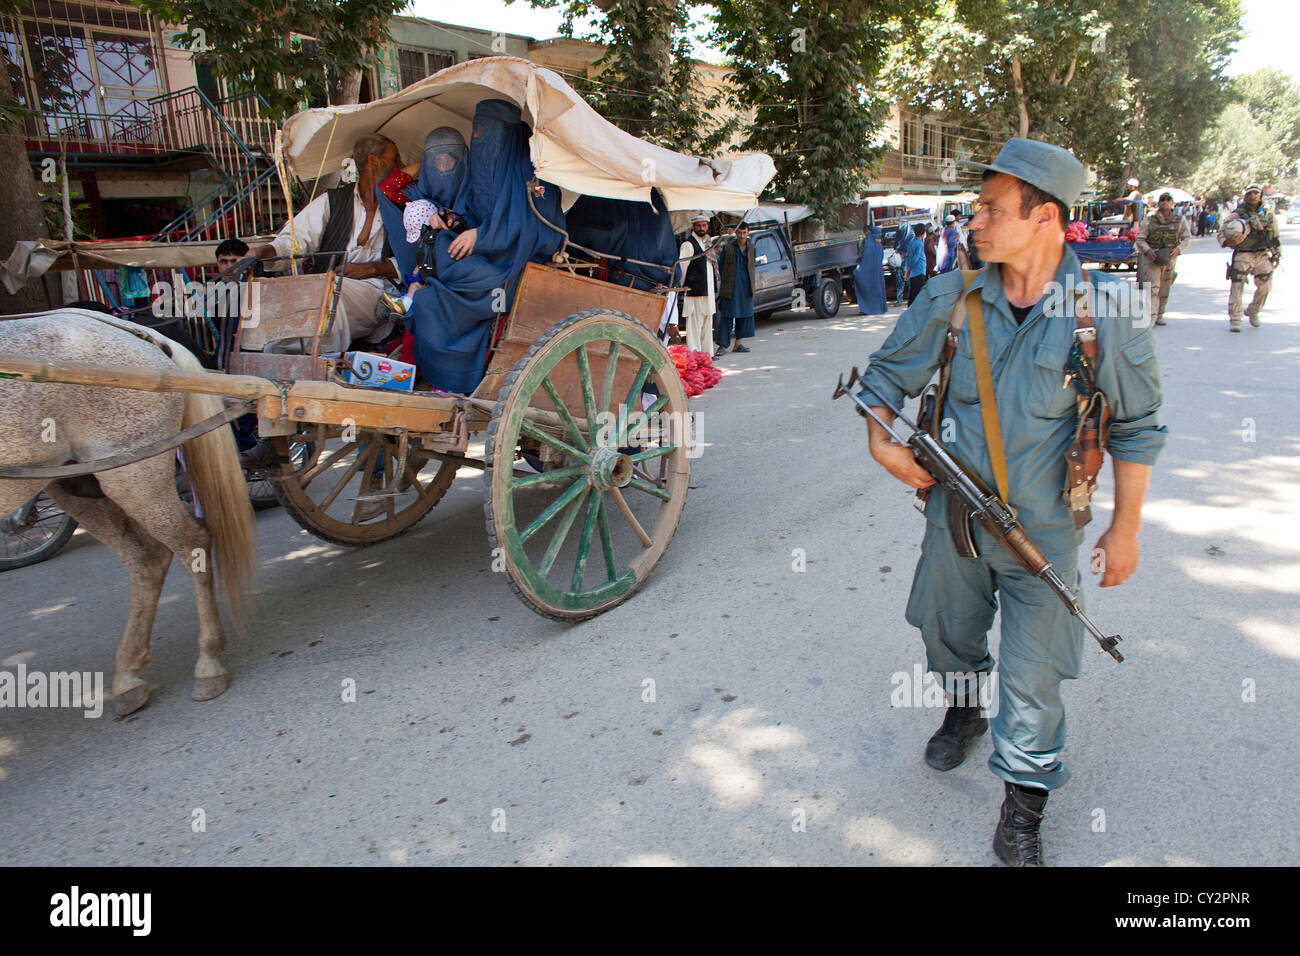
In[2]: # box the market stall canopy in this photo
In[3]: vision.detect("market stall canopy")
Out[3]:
[1,237,274,294]
[1142,187,1195,204]
[280,56,775,213]
[739,203,815,224]
[867,193,979,209]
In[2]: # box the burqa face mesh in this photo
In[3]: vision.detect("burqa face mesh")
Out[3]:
[415,126,468,208]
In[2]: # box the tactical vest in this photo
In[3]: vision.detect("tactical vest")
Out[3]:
[684,234,710,296]
[1146,214,1181,250]
[1235,207,1275,253]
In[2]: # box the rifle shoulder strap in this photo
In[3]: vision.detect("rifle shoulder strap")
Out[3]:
[930,268,981,438]
[965,285,1012,506]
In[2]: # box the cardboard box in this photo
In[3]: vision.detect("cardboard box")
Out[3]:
[340,351,416,391]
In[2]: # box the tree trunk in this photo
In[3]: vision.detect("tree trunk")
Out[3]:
[1011,54,1030,138]
[338,70,362,105]
[0,60,55,312]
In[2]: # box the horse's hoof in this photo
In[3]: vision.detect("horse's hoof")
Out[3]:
[115,684,151,717]
[192,673,230,701]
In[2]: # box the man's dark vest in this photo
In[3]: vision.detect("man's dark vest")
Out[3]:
[307,184,393,274]
[717,238,756,297]
[684,234,710,296]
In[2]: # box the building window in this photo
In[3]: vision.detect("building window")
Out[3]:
[398,47,456,89]
[5,4,163,143]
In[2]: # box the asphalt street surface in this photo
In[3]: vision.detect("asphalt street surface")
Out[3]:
[2,228,1297,866]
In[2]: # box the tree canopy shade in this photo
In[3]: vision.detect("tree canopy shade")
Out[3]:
[136,0,412,119]
[511,0,734,155]
[885,0,1242,196]
[1191,70,1300,200]
[711,0,925,223]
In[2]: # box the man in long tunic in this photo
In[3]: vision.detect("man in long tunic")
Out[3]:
[858,139,1167,865]
[715,222,756,354]
[677,215,717,355]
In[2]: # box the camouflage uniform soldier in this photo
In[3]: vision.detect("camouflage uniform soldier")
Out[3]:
[1134,192,1191,326]
[1218,184,1281,331]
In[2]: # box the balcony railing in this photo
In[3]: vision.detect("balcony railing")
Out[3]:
[21,86,275,161]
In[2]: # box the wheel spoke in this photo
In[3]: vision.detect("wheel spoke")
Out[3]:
[629,444,677,463]
[317,440,371,512]
[627,477,672,501]
[298,438,361,490]
[573,343,600,440]
[624,393,671,446]
[519,419,590,463]
[538,485,589,577]
[348,442,382,524]
[618,361,652,446]
[540,376,589,452]
[599,341,622,414]
[520,476,589,544]
[571,490,602,592]
[513,463,586,489]
[596,494,617,582]
[610,486,653,547]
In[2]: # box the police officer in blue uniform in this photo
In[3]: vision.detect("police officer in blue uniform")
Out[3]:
[859,139,1168,865]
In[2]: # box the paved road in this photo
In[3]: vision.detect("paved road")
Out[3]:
[2,228,1297,866]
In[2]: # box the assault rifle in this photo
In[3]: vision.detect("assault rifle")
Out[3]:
[833,367,1125,662]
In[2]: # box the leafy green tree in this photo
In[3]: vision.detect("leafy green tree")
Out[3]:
[885,0,1242,197]
[1191,70,1300,200]
[712,0,924,222]
[513,1,733,154]
[1190,103,1288,200]
[136,0,410,119]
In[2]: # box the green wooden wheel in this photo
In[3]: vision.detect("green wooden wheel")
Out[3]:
[484,309,690,621]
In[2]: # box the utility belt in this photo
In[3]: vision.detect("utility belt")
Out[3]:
[916,270,1111,543]
[1228,243,1279,280]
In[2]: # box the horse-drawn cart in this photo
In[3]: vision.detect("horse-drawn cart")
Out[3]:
[0,56,775,625]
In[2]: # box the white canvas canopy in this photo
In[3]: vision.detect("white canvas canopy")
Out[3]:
[280,56,775,213]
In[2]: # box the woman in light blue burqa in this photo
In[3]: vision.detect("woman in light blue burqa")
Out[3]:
[405,99,565,393]
[376,126,469,281]
[853,226,887,315]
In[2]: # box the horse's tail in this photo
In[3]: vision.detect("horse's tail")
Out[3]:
[170,345,256,629]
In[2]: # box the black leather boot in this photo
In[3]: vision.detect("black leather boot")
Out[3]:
[923,704,988,771]
[993,781,1049,866]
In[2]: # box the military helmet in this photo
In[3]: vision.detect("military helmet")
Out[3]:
[1223,218,1248,241]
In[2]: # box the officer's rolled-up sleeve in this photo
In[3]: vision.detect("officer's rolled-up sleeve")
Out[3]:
[857,282,953,409]
[1100,319,1169,466]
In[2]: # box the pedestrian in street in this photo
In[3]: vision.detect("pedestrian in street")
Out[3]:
[1218,184,1281,331]
[857,137,1167,866]
[676,214,717,354]
[854,226,888,315]
[936,214,961,273]
[715,221,756,355]
[1134,191,1191,326]
[1123,178,1141,224]
[924,222,939,277]
[900,222,929,305]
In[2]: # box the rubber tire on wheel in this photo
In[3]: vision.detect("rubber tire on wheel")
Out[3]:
[0,492,78,571]
[813,276,841,317]
[484,308,689,621]
[274,430,457,546]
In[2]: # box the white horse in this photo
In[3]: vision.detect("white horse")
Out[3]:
[0,309,256,715]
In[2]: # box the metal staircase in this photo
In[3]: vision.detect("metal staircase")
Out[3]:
[145,87,285,242]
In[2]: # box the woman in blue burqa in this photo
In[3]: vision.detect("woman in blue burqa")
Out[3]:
[853,226,887,315]
[398,99,565,393]
[377,126,469,281]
